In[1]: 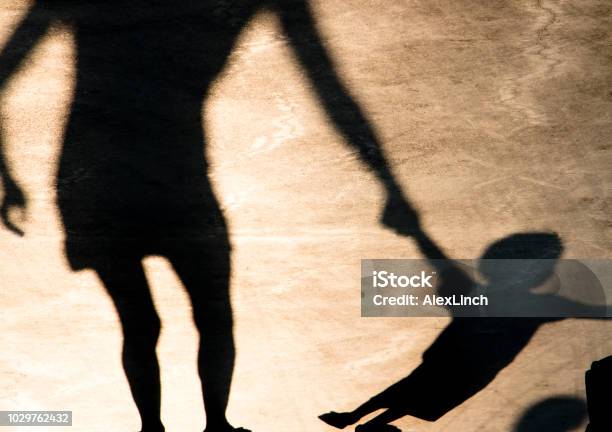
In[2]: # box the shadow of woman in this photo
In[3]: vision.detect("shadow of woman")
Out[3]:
[0,1,420,431]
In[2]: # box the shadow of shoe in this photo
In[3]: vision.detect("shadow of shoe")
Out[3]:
[319,411,356,429]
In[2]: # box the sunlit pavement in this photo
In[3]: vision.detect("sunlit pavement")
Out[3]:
[0,1,610,431]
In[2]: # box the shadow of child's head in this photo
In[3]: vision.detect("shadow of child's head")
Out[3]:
[477,232,563,292]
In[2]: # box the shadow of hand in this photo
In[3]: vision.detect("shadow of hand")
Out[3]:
[0,180,26,236]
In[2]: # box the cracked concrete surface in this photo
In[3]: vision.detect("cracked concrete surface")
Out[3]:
[0,1,610,431]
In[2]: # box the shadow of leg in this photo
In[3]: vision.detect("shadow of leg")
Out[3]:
[169,243,249,432]
[95,257,164,432]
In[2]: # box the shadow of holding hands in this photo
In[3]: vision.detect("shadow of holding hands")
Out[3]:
[0,1,420,431]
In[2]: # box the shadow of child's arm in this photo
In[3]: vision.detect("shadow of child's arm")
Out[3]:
[414,230,473,291]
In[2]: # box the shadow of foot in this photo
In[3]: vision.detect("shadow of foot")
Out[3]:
[319,411,358,429]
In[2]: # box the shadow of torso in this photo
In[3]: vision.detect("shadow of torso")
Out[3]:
[49,1,262,268]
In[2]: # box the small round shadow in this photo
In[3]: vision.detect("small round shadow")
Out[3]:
[514,396,587,432]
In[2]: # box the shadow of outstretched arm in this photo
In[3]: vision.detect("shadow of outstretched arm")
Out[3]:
[276,0,420,235]
[0,3,51,236]
[277,1,472,302]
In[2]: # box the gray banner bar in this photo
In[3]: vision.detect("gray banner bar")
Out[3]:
[0,411,72,426]
[362,259,612,317]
